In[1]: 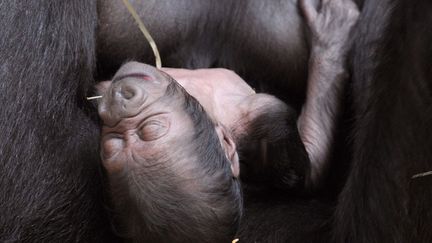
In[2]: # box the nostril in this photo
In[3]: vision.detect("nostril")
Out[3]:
[120,86,135,99]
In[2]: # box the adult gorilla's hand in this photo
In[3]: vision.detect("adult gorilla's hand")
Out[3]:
[300,0,359,56]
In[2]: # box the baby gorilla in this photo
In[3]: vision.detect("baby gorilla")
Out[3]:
[98,63,243,243]
[97,62,295,243]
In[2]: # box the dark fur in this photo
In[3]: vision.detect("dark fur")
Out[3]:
[0,1,117,242]
[334,0,432,242]
[238,102,310,191]
[238,192,332,243]
[1,0,432,242]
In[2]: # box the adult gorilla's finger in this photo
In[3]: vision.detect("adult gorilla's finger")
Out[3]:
[300,0,318,23]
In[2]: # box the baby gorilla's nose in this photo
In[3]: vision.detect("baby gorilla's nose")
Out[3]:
[111,80,147,116]
[98,79,149,127]
[98,62,170,127]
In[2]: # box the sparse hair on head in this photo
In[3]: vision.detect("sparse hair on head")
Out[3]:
[107,80,242,243]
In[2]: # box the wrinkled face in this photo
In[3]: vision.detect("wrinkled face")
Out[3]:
[98,62,198,173]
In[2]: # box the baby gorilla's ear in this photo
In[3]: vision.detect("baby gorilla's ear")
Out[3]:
[216,125,240,178]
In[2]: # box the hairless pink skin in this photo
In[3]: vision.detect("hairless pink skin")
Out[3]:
[160,67,284,140]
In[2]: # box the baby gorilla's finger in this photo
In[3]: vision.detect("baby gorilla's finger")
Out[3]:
[300,0,318,24]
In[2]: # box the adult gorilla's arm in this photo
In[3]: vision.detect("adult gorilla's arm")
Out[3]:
[335,0,432,241]
[298,0,359,187]
[238,0,359,192]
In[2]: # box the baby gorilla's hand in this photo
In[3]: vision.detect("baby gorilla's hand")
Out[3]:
[300,0,359,55]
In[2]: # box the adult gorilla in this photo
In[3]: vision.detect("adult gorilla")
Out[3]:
[1,1,432,243]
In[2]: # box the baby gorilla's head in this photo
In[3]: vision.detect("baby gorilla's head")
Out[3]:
[98,62,242,243]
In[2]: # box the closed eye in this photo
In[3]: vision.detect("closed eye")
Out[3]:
[137,116,170,141]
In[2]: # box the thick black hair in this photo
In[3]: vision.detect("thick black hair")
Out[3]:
[236,99,310,191]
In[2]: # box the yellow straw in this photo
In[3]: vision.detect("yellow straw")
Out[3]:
[86,95,103,100]
[412,170,432,179]
[122,0,162,69]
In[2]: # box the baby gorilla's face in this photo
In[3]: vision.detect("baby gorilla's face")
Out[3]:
[98,62,197,173]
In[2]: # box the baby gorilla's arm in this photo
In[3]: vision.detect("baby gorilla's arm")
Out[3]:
[298,0,359,187]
